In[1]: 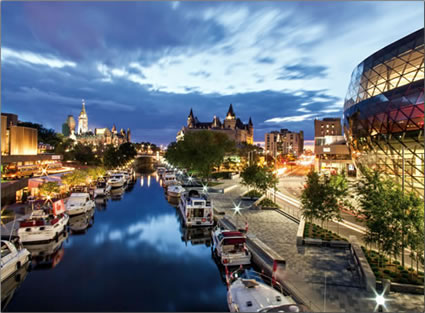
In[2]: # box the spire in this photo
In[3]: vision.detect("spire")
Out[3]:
[248,117,253,126]
[188,108,195,119]
[80,99,86,115]
[226,103,235,119]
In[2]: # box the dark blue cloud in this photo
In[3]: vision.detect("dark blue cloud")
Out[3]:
[1,1,422,145]
[278,63,328,80]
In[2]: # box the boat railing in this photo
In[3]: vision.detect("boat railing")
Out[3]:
[228,268,285,295]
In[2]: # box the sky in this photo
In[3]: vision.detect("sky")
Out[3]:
[1,1,423,145]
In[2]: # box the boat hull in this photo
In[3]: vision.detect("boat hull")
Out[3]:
[17,216,69,243]
[1,250,30,283]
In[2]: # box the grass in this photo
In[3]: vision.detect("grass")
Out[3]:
[244,190,263,198]
[361,246,424,285]
[258,198,280,208]
[303,222,347,241]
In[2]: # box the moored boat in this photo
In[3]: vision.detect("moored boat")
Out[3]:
[167,184,186,197]
[65,193,95,216]
[94,179,111,197]
[107,173,126,188]
[162,172,178,187]
[1,237,31,282]
[17,207,69,243]
[212,228,251,266]
[227,270,307,312]
[178,190,214,227]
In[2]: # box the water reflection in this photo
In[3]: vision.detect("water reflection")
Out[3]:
[110,186,125,200]
[24,231,68,270]
[4,176,228,312]
[68,208,95,234]
[94,197,108,211]
[1,263,30,310]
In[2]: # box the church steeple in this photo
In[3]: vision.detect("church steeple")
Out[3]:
[226,104,236,120]
[248,117,253,126]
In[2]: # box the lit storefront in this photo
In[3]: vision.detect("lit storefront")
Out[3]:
[343,29,424,196]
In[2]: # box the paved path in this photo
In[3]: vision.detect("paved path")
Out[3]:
[213,182,424,312]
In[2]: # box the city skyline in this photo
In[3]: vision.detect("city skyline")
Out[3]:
[2,1,423,145]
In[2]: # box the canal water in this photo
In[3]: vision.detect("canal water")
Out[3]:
[3,175,229,312]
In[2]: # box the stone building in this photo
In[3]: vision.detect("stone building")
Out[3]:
[176,104,253,144]
[62,101,131,146]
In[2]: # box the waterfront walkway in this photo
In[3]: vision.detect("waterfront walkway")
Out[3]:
[212,179,424,312]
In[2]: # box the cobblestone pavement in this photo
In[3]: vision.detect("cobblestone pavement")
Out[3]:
[214,201,424,312]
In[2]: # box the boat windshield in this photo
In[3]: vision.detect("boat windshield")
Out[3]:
[191,208,204,217]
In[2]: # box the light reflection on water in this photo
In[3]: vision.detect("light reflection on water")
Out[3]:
[3,176,228,312]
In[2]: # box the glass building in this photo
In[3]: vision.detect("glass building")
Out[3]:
[343,28,424,196]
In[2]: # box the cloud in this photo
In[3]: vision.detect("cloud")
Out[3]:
[278,63,328,80]
[265,113,317,123]
[2,47,76,68]
[2,1,423,143]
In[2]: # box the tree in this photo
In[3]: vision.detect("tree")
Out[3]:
[241,165,278,195]
[73,143,99,165]
[39,181,60,200]
[86,167,106,183]
[301,170,350,230]
[103,145,122,169]
[118,142,137,162]
[240,165,259,191]
[165,131,236,181]
[62,170,88,188]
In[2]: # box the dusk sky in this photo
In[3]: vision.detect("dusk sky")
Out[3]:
[2,1,423,145]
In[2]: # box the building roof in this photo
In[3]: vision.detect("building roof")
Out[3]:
[226,103,236,118]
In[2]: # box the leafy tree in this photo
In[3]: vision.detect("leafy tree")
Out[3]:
[73,143,99,165]
[241,165,278,195]
[165,131,235,181]
[240,165,259,191]
[103,145,123,169]
[301,170,350,230]
[62,170,88,188]
[86,167,106,183]
[118,142,137,162]
[39,181,60,200]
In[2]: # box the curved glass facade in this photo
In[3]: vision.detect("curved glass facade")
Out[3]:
[343,29,424,196]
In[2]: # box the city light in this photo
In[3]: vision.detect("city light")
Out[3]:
[232,202,242,215]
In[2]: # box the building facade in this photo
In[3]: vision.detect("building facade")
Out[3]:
[1,113,38,156]
[314,118,343,137]
[343,28,424,196]
[62,101,131,146]
[177,104,254,144]
[265,129,304,157]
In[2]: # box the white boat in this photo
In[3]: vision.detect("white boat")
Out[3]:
[227,273,307,312]
[167,184,186,197]
[212,228,251,266]
[179,190,214,227]
[157,167,166,176]
[162,173,178,187]
[65,193,95,216]
[17,210,69,243]
[1,238,31,282]
[94,179,111,197]
[107,173,126,188]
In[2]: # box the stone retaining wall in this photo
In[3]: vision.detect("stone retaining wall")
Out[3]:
[349,235,376,292]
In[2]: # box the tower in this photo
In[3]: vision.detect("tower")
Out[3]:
[126,128,131,142]
[77,99,88,134]
[223,104,236,129]
[187,108,195,128]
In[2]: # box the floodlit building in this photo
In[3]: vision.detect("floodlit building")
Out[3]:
[177,104,254,144]
[265,129,304,157]
[343,28,424,196]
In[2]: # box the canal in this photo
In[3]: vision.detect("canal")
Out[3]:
[4,175,229,312]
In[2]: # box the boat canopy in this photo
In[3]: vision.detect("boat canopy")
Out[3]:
[223,237,246,245]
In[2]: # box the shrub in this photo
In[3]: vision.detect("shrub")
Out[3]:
[408,268,414,272]
[397,266,404,271]
[418,271,423,276]
[389,272,397,278]
[399,277,409,284]
[401,270,409,274]
[393,261,400,265]
[383,269,391,274]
